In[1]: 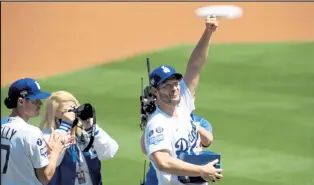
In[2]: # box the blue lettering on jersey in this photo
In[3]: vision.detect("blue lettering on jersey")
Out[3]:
[175,138,189,157]
[174,120,199,157]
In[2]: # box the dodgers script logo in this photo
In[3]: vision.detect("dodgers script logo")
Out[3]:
[174,121,199,157]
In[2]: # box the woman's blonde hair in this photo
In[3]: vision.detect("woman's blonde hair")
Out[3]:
[39,91,83,136]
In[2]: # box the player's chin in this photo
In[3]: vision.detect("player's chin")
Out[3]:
[170,97,180,105]
[32,110,41,117]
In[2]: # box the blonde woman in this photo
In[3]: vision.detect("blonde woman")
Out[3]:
[40,91,119,185]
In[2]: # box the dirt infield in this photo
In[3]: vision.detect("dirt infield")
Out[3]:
[2,2,314,86]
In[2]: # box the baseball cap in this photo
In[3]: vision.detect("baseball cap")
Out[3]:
[8,78,51,100]
[149,65,182,87]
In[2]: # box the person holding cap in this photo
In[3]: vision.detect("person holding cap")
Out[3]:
[1,78,72,185]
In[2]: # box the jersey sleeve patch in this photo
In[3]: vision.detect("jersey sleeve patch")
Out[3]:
[37,138,43,146]
[40,146,48,158]
[148,134,164,145]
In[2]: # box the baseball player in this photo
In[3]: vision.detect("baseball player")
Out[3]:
[142,113,214,185]
[140,87,214,185]
[1,78,69,185]
[143,15,222,185]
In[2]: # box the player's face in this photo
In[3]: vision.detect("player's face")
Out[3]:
[157,78,181,105]
[23,98,43,117]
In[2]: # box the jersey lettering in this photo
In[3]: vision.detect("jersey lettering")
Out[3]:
[174,128,198,157]
[175,138,189,157]
[1,126,17,141]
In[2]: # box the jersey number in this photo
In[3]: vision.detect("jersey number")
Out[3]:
[1,144,10,174]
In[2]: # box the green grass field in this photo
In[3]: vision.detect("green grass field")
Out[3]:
[2,42,314,185]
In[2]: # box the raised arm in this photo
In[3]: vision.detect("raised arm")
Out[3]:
[183,15,218,96]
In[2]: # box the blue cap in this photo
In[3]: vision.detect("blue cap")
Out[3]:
[149,65,182,87]
[8,78,51,100]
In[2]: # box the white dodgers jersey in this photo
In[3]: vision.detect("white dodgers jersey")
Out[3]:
[1,116,49,185]
[145,80,203,185]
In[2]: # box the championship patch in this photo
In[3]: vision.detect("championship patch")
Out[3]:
[37,138,43,146]
[149,134,164,145]
[148,130,154,137]
[156,127,164,133]
[40,147,48,158]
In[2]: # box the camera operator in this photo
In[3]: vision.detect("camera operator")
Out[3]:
[39,91,119,185]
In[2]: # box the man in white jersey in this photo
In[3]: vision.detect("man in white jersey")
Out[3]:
[1,78,66,185]
[144,15,222,185]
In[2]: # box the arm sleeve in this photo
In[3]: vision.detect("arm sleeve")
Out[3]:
[145,118,172,158]
[28,129,49,169]
[179,80,195,113]
[89,124,119,160]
